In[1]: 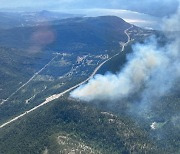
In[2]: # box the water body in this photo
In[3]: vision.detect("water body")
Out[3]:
[68,8,162,30]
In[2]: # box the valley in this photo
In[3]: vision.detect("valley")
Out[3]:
[0,11,179,154]
[0,24,133,129]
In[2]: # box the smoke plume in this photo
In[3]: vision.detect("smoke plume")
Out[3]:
[70,7,180,112]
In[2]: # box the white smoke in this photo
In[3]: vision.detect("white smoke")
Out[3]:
[70,7,180,108]
[162,6,180,32]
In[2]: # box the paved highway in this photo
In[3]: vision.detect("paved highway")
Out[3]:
[0,25,133,129]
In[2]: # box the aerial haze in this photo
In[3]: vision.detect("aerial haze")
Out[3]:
[0,0,179,153]
[0,0,179,17]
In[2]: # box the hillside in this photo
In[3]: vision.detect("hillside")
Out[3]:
[0,16,130,53]
[0,16,139,125]
[0,15,173,154]
[0,97,163,154]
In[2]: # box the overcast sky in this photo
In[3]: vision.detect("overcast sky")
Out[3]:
[0,0,179,17]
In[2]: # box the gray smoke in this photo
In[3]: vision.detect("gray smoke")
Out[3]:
[70,7,180,109]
